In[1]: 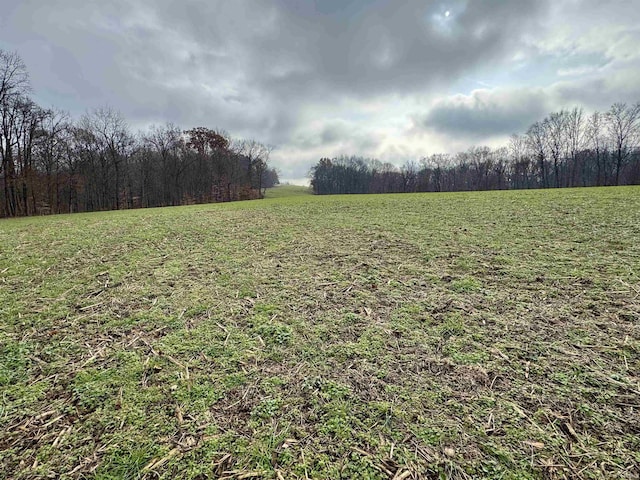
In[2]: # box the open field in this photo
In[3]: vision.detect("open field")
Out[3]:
[1,187,639,479]
[263,185,312,199]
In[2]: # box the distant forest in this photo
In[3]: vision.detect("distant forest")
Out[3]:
[0,50,278,218]
[311,103,640,195]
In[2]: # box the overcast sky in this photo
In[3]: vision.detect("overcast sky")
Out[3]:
[1,0,639,183]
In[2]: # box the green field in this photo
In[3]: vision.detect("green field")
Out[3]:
[263,185,312,199]
[1,187,639,479]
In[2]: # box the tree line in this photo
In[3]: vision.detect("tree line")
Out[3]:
[0,50,278,217]
[310,104,640,195]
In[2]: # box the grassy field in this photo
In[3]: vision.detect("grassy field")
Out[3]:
[263,185,312,199]
[1,187,639,479]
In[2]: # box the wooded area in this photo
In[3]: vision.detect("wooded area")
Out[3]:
[311,104,640,194]
[0,50,278,217]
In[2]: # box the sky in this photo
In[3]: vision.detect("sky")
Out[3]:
[1,0,639,184]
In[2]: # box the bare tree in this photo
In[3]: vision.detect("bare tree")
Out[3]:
[587,111,607,186]
[1,50,32,216]
[544,111,567,188]
[0,50,30,105]
[81,108,134,209]
[400,160,418,193]
[12,98,48,215]
[492,147,508,190]
[469,146,493,190]
[565,107,585,186]
[526,121,548,188]
[509,134,532,189]
[37,108,70,212]
[422,154,451,192]
[237,139,273,197]
[606,102,640,186]
[144,124,186,205]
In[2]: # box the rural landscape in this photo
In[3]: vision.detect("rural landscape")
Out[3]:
[2,0,640,479]
[2,186,639,479]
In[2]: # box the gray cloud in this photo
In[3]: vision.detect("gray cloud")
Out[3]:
[253,0,551,98]
[416,63,640,141]
[2,0,639,180]
[418,88,550,138]
[4,1,551,108]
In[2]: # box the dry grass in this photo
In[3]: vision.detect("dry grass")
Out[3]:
[0,186,639,479]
